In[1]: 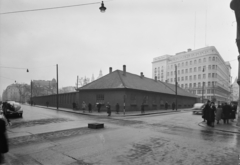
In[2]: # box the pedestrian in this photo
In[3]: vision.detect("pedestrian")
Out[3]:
[106,102,111,116]
[222,103,231,124]
[202,100,211,124]
[88,103,92,113]
[210,102,216,127]
[2,102,11,126]
[215,104,222,124]
[0,118,9,164]
[172,102,175,111]
[116,103,120,114]
[97,103,101,113]
[82,101,86,113]
[230,103,236,121]
[141,103,145,114]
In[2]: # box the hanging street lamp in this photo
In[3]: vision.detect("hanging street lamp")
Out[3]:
[99,1,106,13]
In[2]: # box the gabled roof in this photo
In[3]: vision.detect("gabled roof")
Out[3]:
[79,70,198,98]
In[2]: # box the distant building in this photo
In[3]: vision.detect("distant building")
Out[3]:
[32,79,57,96]
[232,77,239,102]
[59,86,75,93]
[2,84,21,102]
[152,46,232,104]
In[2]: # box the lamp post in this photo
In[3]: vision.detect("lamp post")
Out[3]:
[56,64,59,110]
[175,65,178,111]
[230,0,240,126]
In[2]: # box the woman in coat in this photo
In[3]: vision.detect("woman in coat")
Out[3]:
[215,104,222,124]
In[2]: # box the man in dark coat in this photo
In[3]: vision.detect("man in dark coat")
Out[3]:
[88,103,92,113]
[97,103,101,113]
[116,103,120,114]
[222,103,231,124]
[202,100,211,125]
[0,118,8,164]
[172,102,175,111]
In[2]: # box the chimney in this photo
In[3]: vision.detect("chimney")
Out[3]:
[155,76,157,81]
[123,65,126,75]
[140,72,144,78]
[109,67,112,73]
[187,48,192,52]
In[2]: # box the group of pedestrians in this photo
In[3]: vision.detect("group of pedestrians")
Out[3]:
[202,100,237,127]
[79,101,121,116]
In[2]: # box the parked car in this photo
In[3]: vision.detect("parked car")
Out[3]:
[2,101,23,117]
[192,103,205,115]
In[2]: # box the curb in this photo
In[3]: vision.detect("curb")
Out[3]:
[198,122,240,134]
[31,105,189,117]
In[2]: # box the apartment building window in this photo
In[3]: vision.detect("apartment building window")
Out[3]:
[194,67,197,72]
[209,57,211,61]
[198,74,201,79]
[178,63,180,67]
[182,62,184,67]
[203,74,206,79]
[181,77,184,81]
[198,82,201,87]
[212,73,215,78]
[194,75,196,80]
[182,69,184,74]
[207,89,211,94]
[198,90,201,94]
[194,83,196,87]
[216,65,218,70]
[194,60,197,64]
[189,75,192,80]
[208,65,211,70]
[203,58,206,62]
[185,84,188,88]
[178,77,180,81]
[212,81,215,87]
[185,76,188,80]
[185,69,188,73]
[198,66,201,72]
[171,71,173,76]
[208,81,211,87]
[203,66,206,71]
[212,65,215,69]
[213,57,215,61]
[192,90,196,94]
[186,62,188,66]
[190,61,192,65]
[178,70,180,74]
[181,84,184,88]
[190,68,192,73]
[208,73,211,78]
[216,57,218,61]
[198,59,201,63]
[189,83,192,88]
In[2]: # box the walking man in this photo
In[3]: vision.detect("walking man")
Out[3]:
[106,102,111,116]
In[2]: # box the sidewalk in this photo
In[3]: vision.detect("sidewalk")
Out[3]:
[198,120,240,134]
[34,105,192,118]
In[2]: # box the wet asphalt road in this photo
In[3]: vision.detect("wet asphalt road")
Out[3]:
[4,105,240,165]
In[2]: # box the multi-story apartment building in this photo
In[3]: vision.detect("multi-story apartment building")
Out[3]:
[152,46,232,104]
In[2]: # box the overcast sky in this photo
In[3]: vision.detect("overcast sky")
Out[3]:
[0,0,238,96]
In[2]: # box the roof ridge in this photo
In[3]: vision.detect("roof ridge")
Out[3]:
[117,70,126,88]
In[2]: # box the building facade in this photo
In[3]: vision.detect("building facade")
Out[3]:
[152,46,232,104]
[232,77,239,102]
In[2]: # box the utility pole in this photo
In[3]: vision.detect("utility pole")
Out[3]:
[175,65,178,111]
[31,80,33,106]
[202,82,205,103]
[56,64,59,110]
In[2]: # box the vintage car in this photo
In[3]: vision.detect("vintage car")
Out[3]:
[2,101,23,117]
[192,103,205,115]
